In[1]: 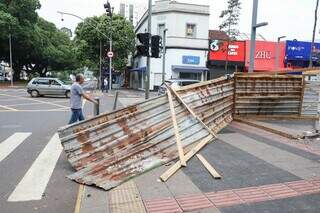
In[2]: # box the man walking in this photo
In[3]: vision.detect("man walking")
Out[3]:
[69,74,98,124]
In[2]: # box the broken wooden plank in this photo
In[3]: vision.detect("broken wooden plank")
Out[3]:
[160,135,214,182]
[196,154,221,179]
[167,89,187,167]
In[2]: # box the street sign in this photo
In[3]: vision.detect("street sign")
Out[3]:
[107,51,114,58]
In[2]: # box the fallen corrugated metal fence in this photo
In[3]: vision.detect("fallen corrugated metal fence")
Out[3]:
[234,73,304,117]
[58,76,233,190]
[59,72,320,190]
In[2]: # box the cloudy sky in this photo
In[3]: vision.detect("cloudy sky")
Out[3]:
[38,0,317,41]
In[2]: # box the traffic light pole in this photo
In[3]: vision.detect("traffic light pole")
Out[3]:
[162,29,167,83]
[145,0,152,100]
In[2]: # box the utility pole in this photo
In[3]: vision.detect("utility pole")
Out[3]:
[146,0,152,99]
[310,0,320,68]
[249,0,268,73]
[9,32,13,87]
[162,29,168,83]
[275,36,286,71]
[109,15,113,92]
[99,40,102,91]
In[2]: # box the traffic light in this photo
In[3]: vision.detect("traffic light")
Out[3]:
[151,35,162,58]
[104,2,112,17]
[136,33,150,57]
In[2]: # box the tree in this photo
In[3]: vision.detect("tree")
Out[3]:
[74,14,135,76]
[219,0,241,71]
[310,0,320,68]
[0,0,76,79]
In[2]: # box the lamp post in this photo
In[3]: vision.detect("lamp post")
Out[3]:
[248,0,268,73]
[9,32,13,87]
[275,36,286,71]
[162,29,168,83]
[57,11,109,90]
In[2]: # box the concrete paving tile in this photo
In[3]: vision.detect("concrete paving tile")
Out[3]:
[183,140,300,192]
[165,170,202,196]
[187,207,221,213]
[219,133,320,180]
[80,186,109,213]
[134,165,173,200]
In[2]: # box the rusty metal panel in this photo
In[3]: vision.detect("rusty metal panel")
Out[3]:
[58,77,233,190]
[234,74,303,116]
[302,80,320,116]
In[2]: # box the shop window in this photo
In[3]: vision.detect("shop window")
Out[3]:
[186,23,196,38]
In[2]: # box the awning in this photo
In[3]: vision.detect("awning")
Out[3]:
[130,67,146,72]
[172,65,209,73]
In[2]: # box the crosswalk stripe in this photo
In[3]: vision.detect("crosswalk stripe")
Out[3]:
[0,133,32,162]
[8,133,63,202]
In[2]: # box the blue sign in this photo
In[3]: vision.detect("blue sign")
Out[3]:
[286,40,320,61]
[182,56,200,65]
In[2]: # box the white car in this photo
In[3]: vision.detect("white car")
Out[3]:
[158,79,200,95]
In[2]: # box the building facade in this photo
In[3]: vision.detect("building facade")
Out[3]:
[110,0,147,26]
[131,0,210,90]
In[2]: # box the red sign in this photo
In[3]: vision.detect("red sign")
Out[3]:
[107,51,114,58]
[209,40,245,63]
[245,40,286,71]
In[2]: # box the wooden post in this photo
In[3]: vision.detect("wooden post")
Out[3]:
[196,154,221,179]
[167,89,187,167]
[160,135,213,182]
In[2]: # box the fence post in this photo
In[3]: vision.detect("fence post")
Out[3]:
[94,97,100,116]
[113,91,119,111]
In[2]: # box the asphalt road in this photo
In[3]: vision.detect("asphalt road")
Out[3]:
[0,88,100,213]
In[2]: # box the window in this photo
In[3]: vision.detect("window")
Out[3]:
[158,24,166,36]
[120,3,126,17]
[49,80,61,86]
[186,23,196,38]
[37,79,49,85]
[129,4,134,23]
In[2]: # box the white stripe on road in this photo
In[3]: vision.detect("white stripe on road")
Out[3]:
[0,133,32,162]
[8,133,63,202]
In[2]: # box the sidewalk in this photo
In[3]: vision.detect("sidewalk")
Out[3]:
[74,94,320,213]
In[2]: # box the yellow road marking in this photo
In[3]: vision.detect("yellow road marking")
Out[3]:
[74,185,85,213]
[0,104,18,111]
[0,94,67,109]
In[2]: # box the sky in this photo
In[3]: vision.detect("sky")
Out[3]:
[38,0,318,41]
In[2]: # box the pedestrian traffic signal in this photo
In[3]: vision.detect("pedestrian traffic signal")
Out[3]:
[136,33,151,57]
[104,1,112,17]
[151,35,162,58]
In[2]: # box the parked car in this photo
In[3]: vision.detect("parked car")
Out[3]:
[158,79,200,95]
[27,77,71,98]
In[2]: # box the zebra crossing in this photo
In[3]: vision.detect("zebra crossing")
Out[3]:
[0,132,63,202]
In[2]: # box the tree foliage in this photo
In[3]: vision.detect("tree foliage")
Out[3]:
[74,14,135,73]
[0,0,76,79]
[219,0,241,40]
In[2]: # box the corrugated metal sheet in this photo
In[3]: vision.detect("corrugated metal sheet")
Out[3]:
[302,80,320,116]
[58,77,233,190]
[234,74,303,116]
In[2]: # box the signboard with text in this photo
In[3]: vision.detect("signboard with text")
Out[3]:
[245,40,286,71]
[286,40,320,61]
[208,40,245,65]
[182,56,200,65]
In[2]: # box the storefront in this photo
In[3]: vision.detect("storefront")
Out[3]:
[245,40,286,71]
[207,40,245,79]
[285,40,320,68]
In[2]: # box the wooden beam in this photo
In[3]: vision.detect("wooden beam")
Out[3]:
[167,89,186,167]
[165,84,218,138]
[196,154,221,179]
[160,135,213,182]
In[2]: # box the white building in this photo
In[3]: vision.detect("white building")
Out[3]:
[109,0,147,26]
[130,0,210,90]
